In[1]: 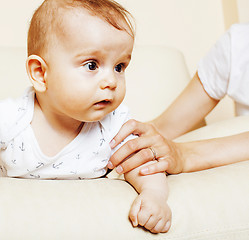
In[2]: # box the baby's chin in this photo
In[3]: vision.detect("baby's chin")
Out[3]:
[79,100,122,122]
[80,110,114,123]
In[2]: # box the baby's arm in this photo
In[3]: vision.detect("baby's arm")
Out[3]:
[124,161,171,233]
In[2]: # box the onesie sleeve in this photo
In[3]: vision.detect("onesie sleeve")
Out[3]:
[112,104,137,154]
[197,29,231,100]
[100,104,137,154]
[0,87,34,150]
[0,99,13,150]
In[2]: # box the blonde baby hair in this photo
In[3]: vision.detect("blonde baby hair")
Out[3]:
[27,0,135,57]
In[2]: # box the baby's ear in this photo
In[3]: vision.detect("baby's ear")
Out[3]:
[26,55,48,92]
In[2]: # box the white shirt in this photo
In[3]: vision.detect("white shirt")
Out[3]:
[198,22,249,116]
[0,88,134,179]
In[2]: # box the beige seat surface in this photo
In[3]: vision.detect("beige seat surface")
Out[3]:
[0,117,249,240]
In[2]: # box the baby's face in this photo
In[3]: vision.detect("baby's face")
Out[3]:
[42,9,134,123]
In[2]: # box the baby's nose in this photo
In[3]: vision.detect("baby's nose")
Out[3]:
[100,73,117,90]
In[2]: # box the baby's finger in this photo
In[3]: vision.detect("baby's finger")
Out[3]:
[140,160,169,175]
[161,220,171,233]
[150,219,170,233]
[144,216,158,231]
[129,197,142,227]
[150,219,164,233]
[137,209,151,227]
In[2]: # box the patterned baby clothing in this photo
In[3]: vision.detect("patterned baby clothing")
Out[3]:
[0,87,134,179]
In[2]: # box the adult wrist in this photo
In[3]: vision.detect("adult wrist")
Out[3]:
[176,142,199,173]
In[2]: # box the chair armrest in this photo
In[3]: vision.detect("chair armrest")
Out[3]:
[0,117,249,240]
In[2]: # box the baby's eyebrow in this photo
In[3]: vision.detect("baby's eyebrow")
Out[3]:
[74,50,132,63]
[119,54,132,62]
[75,49,102,58]
[126,54,132,61]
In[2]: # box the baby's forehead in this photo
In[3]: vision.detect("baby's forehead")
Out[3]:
[45,9,133,59]
[52,8,132,44]
[56,6,131,33]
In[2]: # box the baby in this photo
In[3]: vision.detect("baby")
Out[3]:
[0,0,171,233]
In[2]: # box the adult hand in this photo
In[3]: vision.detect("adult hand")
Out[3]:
[108,119,185,175]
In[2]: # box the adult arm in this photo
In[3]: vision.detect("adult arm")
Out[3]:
[176,131,249,172]
[152,72,218,139]
[109,73,249,174]
[108,73,218,173]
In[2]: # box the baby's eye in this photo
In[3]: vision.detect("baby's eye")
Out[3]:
[115,63,125,73]
[83,61,98,71]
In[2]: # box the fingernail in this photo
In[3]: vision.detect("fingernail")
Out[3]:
[109,139,116,148]
[130,217,137,227]
[165,221,171,231]
[107,161,113,169]
[140,167,149,175]
[116,165,123,174]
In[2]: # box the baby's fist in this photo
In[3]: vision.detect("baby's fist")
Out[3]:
[129,191,171,233]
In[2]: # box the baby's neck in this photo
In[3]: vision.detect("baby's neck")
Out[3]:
[31,98,84,157]
[34,95,83,133]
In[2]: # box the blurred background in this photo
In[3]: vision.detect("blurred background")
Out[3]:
[1,0,248,75]
[0,0,248,122]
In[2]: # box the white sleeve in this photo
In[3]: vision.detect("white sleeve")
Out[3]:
[197,29,231,100]
[106,104,137,155]
[0,88,34,149]
[0,98,13,150]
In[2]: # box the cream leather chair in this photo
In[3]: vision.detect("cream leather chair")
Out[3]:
[0,45,249,240]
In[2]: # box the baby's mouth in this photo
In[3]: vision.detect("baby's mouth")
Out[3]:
[96,99,111,104]
[94,99,112,108]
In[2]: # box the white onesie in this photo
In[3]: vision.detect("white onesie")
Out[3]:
[0,87,134,179]
[198,22,249,116]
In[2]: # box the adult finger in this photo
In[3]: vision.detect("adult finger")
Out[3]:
[109,134,157,170]
[139,160,169,175]
[110,119,154,149]
[115,148,159,174]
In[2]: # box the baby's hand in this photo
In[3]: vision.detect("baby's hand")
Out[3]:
[129,190,172,233]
